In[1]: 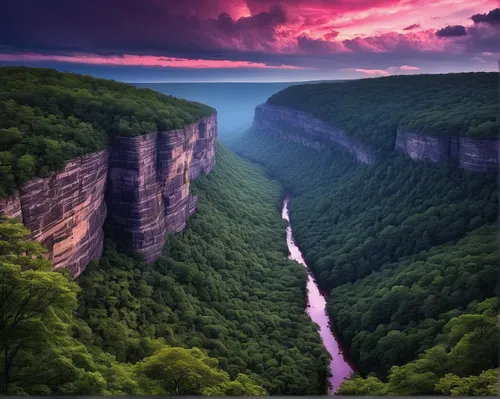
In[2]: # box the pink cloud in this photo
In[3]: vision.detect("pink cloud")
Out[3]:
[343,68,390,76]
[345,65,421,76]
[0,53,306,69]
[399,65,420,70]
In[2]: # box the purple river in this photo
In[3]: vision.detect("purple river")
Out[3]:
[282,197,355,394]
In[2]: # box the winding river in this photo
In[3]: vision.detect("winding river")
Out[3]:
[282,196,355,394]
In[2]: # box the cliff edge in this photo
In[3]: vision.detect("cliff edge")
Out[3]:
[254,104,499,171]
[395,130,499,172]
[107,114,217,263]
[254,104,375,164]
[0,113,217,277]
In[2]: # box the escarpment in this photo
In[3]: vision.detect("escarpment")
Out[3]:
[254,104,375,164]
[0,113,217,277]
[254,103,499,171]
[395,130,499,172]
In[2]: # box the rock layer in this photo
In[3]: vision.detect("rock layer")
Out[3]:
[0,113,217,276]
[395,130,499,171]
[107,114,217,263]
[0,150,108,278]
[254,104,375,164]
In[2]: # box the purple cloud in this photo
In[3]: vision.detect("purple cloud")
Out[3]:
[471,8,500,25]
[436,25,467,37]
[403,23,421,30]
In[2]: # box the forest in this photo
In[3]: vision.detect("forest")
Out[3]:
[0,145,330,395]
[0,67,214,196]
[267,72,498,151]
[231,125,498,395]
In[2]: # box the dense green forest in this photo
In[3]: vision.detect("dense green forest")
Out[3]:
[0,215,265,395]
[0,67,214,196]
[267,72,499,151]
[230,128,498,395]
[0,145,330,395]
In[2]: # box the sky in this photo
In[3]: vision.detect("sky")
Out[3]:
[1,0,499,82]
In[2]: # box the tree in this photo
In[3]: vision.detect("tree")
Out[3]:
[435,369,499,396]
[337,375,388,395]
[203,374,267,396]
[135,346,229,395]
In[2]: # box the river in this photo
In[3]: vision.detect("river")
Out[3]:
[282,196,355,394]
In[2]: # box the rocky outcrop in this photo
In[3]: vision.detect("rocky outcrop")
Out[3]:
[0,150,108,278]
[395,130,499,172]
[107,114,217,263]
[254,104,375,164]
[0,113,217,277]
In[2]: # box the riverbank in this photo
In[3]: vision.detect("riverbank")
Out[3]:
[282,195,356,394]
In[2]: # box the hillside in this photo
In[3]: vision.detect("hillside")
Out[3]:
[0,67,214,196]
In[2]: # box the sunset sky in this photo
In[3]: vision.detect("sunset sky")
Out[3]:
[1,0,499,82]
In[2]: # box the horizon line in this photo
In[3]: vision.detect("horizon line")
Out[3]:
[126,79,346,84]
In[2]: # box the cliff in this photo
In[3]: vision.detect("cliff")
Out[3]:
[253,104,375,164]
[0,150,108,277]
[0,113,217,277]
[254,103,499,171]
[395,130,499,172]
[107,114,217,263]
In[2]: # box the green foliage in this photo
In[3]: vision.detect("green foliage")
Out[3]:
[232,130,497,291]
[135,346,254,395]
[436,369,499,396]
[0,67,214,196]
[77,145,330,395]
[0,217,108,395]
[337,299,499,395]
[329,225,498,375]
[267,72,499,151]
[0,216,265,395]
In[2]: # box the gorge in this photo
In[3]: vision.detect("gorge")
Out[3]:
[231,71,498,396]
[1,68,498,396]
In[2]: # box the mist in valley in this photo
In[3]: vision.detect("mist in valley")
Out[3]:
[134,82,294,141]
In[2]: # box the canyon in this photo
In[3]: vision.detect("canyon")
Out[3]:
[254,103,499,171]
[0,114,217,277]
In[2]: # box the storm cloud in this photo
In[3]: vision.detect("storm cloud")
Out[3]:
[0,0,498,80]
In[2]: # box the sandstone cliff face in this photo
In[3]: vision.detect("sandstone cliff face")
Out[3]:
[254,104,375,164]
[395,130,499,172]
[0,113,217,276]
[107,114,217,263]
[254,104,498,172]
[0,150,108,278]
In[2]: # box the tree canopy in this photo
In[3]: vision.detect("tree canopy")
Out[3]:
[0,213,266,396]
